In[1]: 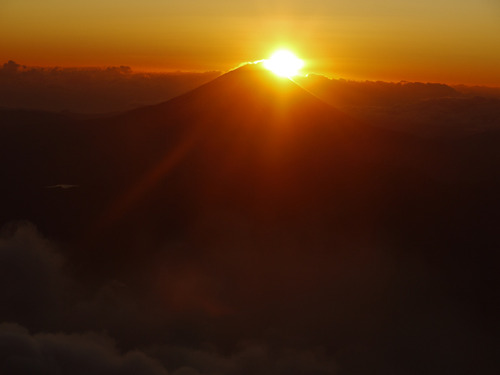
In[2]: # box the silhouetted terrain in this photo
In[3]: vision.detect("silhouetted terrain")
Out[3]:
[295,74,500,138]
[453,84,500,99]
[0,60,220,113]
[3,61,500,138]
[0,64,498,374]
[295,74,463,107]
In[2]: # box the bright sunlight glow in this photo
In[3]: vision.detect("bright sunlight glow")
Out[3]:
[263,50,304,78]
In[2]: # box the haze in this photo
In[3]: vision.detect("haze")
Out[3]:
[1,0,500,85]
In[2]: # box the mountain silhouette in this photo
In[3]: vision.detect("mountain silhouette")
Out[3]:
[0,62,497,373]
[1,63,497,266]
[0,63,435,273]
[87,64,436,249]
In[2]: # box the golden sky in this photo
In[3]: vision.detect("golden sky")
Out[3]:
[1,0,499,85]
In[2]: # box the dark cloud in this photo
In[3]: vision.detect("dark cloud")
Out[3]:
[0,222,68,330]
[0,221,145,338]
[295,74,500,137]
[0,323,339,375]
[343,96,500,138]
[295,74,462,108]
[0,323,167,375]
[0,61,220,113]
[453,84,500,99]
[0,223,338,375]
[148,343,336,375]
[2,60,22,72]
[0,214,495,374]
[45,184,79,189]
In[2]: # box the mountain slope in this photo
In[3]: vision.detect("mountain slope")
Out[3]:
[0,62,497,373]
[0,63,496,263]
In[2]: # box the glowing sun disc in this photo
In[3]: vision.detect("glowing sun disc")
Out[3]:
[264,50,304,77]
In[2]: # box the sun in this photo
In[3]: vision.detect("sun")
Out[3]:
[263,50,304,78]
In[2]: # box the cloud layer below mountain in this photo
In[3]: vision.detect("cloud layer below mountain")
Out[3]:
[0,61,220,113]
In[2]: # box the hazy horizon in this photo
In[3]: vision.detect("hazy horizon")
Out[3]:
[3,59,500,88]
[2,0,500,85]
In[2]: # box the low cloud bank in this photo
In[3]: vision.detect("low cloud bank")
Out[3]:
[0,323,336,375]
[0,322,167,375]
[295,74,500,137]
[0,222,338,374]
[0,218,495,374]
[0,61,220,113]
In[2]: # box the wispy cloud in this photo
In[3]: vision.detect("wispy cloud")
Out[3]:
[45,184,79,189]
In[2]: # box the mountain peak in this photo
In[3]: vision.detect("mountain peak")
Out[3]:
[222,61,293,82]
[131,61,349,127]
[185,61,307,99]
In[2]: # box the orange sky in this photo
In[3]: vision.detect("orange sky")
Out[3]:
[1,0,499,85]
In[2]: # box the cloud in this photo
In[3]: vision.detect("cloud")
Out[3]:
[0,221,494,374]
[295,74,463,108]
[148,343,337,375]
[0,222,68,329]
[0,323,167,375]
[0,323,337,375]
[295,74,500,137]
[172,367,201,375]
[2,60,22,72]
[45,184,79,189]
[0,221,146,336]
[0,222,337,374]
[453,84,500,99]
[0,61,221,113]
[0,221,336,375]
[354,96,500,137]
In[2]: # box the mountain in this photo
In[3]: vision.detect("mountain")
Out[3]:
[294,74,500,138]
[1,62,497,275]
[0,63,497,373]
